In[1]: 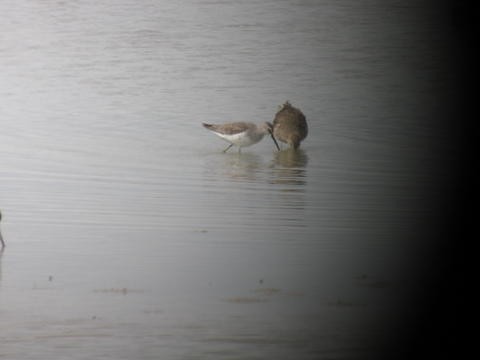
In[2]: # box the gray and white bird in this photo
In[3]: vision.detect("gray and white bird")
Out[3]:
[202,121,280,153]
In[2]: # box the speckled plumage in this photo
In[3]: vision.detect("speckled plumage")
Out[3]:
[272,101,308,149]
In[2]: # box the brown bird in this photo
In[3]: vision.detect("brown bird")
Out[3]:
[272,101,308,149]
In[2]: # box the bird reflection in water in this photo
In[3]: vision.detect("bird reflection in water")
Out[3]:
[222,152,264,181]
[204,152,265,183]
[271,148,309,187]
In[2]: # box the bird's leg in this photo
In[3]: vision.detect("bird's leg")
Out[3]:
[222,143,234,153]
[238,147,242,154]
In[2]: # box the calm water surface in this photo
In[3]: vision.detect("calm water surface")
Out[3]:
[1,0,452,359]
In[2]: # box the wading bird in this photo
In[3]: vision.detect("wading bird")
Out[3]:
[202,121,280,153]
[272,101,308,150]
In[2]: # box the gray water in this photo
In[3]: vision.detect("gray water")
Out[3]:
[1,1,452,359]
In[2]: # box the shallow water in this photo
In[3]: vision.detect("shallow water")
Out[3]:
[1,0,453,358]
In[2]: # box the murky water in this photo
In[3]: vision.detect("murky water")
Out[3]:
[1,0,454,358]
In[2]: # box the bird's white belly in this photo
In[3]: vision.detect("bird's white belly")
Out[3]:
[217,131,263,147]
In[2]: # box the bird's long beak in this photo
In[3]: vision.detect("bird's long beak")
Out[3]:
[269,131,280,151]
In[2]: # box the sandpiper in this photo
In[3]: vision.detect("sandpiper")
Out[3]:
[272,101,308,149]
[0,210,4,248]
[202,121,280,153]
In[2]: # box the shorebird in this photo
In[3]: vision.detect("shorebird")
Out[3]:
[0,210,4,248]
[272,101,308,149]
[202,121,280,153]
